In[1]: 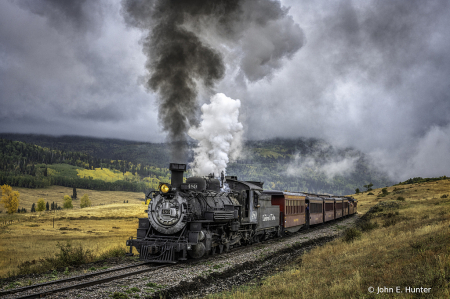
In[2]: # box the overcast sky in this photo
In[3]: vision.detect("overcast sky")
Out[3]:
[1,0,449,181]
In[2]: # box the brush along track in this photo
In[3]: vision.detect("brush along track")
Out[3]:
[1,262,167,299]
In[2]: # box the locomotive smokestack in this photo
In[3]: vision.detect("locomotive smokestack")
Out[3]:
[169,163,187,189]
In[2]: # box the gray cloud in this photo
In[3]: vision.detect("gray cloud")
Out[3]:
[0,0,159,141]
[227,0,450,180]
[0,0,449,181]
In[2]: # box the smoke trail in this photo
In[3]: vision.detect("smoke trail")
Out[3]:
[122,0,304,161]
[188,93,243,176]
[122,1,239,161]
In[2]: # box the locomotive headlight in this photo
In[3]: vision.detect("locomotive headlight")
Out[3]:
[160,184,170,193]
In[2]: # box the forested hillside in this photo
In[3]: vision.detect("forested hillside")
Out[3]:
[0,134,394,195]
[0,138,169,192]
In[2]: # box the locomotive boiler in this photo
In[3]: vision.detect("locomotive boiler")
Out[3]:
[126,163,280,263]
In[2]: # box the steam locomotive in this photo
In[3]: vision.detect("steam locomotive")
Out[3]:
[126,163,357,263]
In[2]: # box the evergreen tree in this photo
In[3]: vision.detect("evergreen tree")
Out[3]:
[46,201,49,211]
[31,203,36,212]
[72,186,77,200]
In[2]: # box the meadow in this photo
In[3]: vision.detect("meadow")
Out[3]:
[1,179,449,298]
[208,179,450,298]
[0,186,147,278]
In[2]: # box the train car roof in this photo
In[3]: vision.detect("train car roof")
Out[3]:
[262,190,307,197]
[226,178,263,191]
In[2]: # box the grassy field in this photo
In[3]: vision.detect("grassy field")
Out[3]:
[208,179,450,299]
[1,185,146,213]
[0,186,147,278]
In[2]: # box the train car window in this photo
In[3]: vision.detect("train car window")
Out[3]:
[310,203,323,213]
[254,191,259,208]
[325,203,333,211]
[242,190,249,217]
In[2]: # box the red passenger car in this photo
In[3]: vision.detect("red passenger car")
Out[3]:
[306,196,323,225]
[334,198,343,219]
[263,191,306,233]
[322,197,335,222]
[343,198,349,217]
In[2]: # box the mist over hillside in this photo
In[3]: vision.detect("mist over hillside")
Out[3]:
[0,133,393,195]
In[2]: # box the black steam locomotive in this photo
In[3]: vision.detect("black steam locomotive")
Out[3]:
[126,163,357,263]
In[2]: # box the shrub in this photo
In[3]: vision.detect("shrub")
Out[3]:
[53,242,93,267]
[383,217,399,227]
[343,228,361,243]
[396,196,405,201]
[63,195,73,209]
[96,246,127,261]
[110,292,128,299]
[441,194,448,198]
[18,242,93,275]
[367,192,374,196]
[80,194,91,208]
[37,198,46,211]
[359,220,379,232]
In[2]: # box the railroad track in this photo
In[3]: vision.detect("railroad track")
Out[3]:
[1,262,168,299]
[2,215,355,299]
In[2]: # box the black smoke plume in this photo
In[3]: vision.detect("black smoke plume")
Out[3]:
[122,0,304,161]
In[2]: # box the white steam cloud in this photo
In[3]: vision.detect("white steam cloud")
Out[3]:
[286,142,359,179]
[188,93,243,176]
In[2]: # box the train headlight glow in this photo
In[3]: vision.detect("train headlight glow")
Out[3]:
[160,184,170,193]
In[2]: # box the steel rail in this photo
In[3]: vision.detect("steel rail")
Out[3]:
[0,261,156,298]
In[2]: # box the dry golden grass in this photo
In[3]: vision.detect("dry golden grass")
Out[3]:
[0,185,145,214]
[0,186,147,278]
[353,179,450,214]
[209,180,450,299]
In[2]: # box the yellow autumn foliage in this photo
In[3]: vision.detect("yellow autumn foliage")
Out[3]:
[0,184,20,214]
[37,198,45,211]
[80,194,91,208]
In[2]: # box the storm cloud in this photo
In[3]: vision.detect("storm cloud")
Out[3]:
[0,0,449,181]
[121,0,304,161]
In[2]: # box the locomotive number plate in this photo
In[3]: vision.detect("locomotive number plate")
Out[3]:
[162,209,170,215]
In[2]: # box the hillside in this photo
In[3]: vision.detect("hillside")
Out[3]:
[0,133,394,195]
[210,179,450,298]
